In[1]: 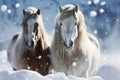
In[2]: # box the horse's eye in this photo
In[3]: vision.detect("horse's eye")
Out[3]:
[34,23,38,32]
[60,23,62,26]
[35,23,38,27]
[23,23,28,34]
[74,22,77,26]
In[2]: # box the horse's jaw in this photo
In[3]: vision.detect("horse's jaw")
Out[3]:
[64,46,74,54]
[26,45,35,50]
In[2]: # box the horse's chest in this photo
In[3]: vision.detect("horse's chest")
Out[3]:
[19,49,51,75]
[53,49,87,74]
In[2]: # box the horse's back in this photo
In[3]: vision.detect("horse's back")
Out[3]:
[87,33,100,76]
[88,33,100,49]
[7,33,19,62]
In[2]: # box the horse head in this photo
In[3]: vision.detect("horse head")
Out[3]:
[56,4,81,51]
[22,7,41,50]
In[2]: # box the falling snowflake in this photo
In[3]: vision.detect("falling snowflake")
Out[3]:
[72,62,77,67]
[105,19,109,22]
[1,5,7,12]
[90,10,97,17]
[40,65,43,67]
[101,1,106,6]
[8,9,12,14]
[46,18,49,21]
[15,3,20,8]
[105,32,108,35]
[38,56,42,59]
[116,19,119,22]
[102,57,106,61]
[93,0,99,4]
[99,8,105,13]
[88,1,92,5]
[27,66,31,70]
[94,30,98,35]
[46,63,49,65]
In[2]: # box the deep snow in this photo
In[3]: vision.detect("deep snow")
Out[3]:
[0,50,120,80]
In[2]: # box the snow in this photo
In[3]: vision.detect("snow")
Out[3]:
[0,50,102,80]
[72,62,77,67]
[90,10,97,17]
[0,50,120,80]
[1,5,7,12]
[7,9,12,14]
[27,66,31,70]
[93,0,99,4]
[15,3,20,8]
[38,56,42,59]
[99,9,104,13]
[87,1,92,5]
[101,1,106,6]
[94,30,98,35]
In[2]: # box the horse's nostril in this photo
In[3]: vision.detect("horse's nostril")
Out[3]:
[63,41,67,47]
[31,40,34,46]
[70,41,73,47]
[63,40,73,48]
[25,41,28,45]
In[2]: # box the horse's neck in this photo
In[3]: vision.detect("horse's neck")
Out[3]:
[77,29,88,43]
[15,32,26,57]
[37,29,49,50]
[38,22,50,45]
[37,38,48,51]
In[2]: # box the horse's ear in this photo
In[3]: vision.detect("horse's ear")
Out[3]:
[74,5,79,12]
[37,9,40,15]
[23,9,26,15]
[59,6,63,13]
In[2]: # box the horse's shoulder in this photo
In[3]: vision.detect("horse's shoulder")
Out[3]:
[88,33,99,48]
[7,33,20,62]
[9,33,20,49]
[12,33,20,42]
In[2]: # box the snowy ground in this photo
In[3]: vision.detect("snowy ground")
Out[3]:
[0,50,120,80]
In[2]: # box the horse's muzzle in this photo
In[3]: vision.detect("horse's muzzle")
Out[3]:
[25,40,34,49]
[63,40,73,48]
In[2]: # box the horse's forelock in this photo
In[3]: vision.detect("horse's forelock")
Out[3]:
[58,4,79,21]
[59,9,78,21]
[22,13,38,26]
[56,6,87,43]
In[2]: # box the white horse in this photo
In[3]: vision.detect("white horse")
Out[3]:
[7,7,51,76]
[50,4,100,78]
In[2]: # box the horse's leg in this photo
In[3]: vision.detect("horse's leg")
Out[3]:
[48,64,55,74]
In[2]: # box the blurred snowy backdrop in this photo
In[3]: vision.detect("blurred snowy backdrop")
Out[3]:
[0,0,120,80]
[0,0,120,52]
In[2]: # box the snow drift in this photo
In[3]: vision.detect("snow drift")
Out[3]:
[1,50,120,80]
[0,50,103,80]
